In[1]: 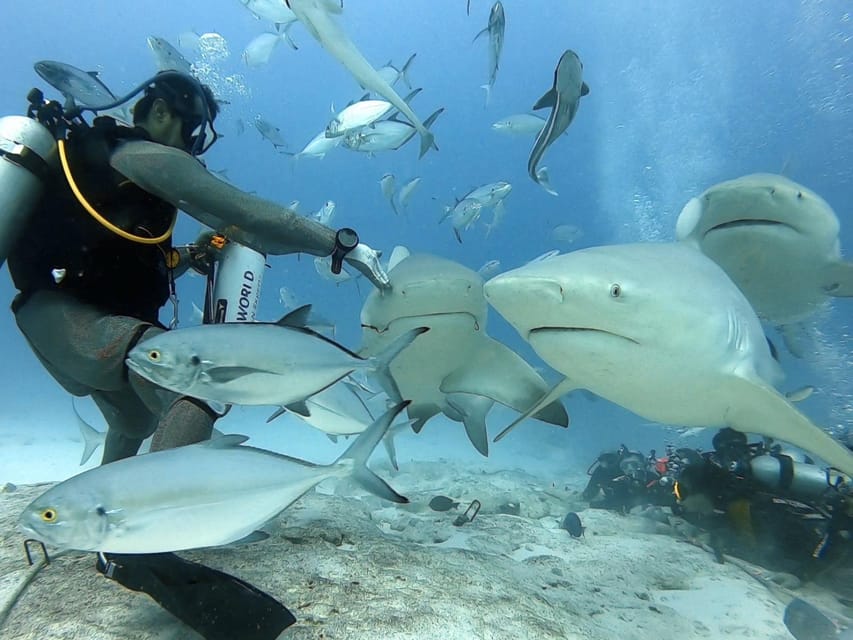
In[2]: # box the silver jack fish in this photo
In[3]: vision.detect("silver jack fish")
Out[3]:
[125,307,427,408]
[528,49,589,196]
[473,1,505,105]
[19,402,410,553]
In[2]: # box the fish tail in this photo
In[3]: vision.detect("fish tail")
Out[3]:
[72,399,103,466]
[400,52,417,89]
[336,401,410,502]
[367,327,429,403]
[418,129,437,159]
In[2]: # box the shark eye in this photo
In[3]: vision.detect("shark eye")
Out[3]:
[40,508,58,522]
[610,283,622,298]
[148,350,161,362]
[190,355,201,366]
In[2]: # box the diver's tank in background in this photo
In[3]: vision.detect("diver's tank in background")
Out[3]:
[0,115,57,269]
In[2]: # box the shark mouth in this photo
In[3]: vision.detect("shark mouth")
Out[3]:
[362,311,481,334]
[704,218,794,237]
[529,327,639,345]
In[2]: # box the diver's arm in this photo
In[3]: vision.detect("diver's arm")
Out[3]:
[110,140,335,256]
[110,140,391,289]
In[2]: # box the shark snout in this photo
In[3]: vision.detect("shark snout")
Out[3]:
[484,274,564,331]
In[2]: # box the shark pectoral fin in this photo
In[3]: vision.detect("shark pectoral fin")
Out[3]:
[439,338,570,427]
[266,406,287,423]
[532,88,557,110]
[580,82,590,96]
[493,377,576,443]
[778,322,812,359]
[228,530,270,546]
[285,401,311,417]
[387,245,411,270]
[446,392,495,456]
[725,377,853,477]
[821,260,853,297]
[408,403,440,433]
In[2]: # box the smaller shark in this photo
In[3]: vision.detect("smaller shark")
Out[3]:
[528,49,589,196]
[676,173,853,356]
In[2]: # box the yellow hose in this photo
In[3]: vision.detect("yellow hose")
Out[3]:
[57,139,175,245]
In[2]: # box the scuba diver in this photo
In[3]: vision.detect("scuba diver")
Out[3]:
[583,428,853,578]
[0,66,392,639]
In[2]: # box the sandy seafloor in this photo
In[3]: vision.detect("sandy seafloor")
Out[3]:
[0,404,850,640]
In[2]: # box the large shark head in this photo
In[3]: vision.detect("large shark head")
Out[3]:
[361,253,487,335]
[676,173,840,252]
[484,243,782,397]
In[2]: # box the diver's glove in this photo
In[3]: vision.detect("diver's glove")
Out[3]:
[332,228,391,290]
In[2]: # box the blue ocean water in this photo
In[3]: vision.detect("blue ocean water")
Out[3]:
[0,0,851,479]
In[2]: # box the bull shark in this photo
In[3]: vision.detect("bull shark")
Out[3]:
[528,49,589,196]
[483,242,853,476]
[676,173,853,356]
[285,0,437,158]
[359,247,568,456]
[473,1,505,105]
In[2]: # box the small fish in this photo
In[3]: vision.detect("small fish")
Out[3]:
[473,1,505,105]
[314,255,361,287]
[785,385,815,403]
[550,223,583,245]
[326,98,394,138]
[147,36,194,75]
[560,512,585,537]
[379,173,399,215]
[311,200,337,226]
[440,198,483,243]
[253,115,288,150]
[462,181,512,209]
[34,60,117,108]
[294,129,342,159]
[491,113,546,136]
[428,495,460,512]
[485,199,506,237]
[397,177,422,211]
[528,49,590,194]
[342,108,444,154]
[477,259,501,279]
[242,29,290,68]
[377,53,416,89]
[20,403,411,553]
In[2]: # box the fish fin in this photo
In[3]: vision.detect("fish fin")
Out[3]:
[423,107,445,130]
[472,27,489,43]
[205,434,251,448]
[409,403,440,433]
[229,530,270,546]
[336,401,410,503]
[205,366,276,383]
[72,399,103,466]
[821,261,853,297]
[778,323,812,359]
[581,82,590,96]
[387,245,411,270]
[725,377,853,476]
[326,434,339,443]
[446,392,493,456]
[467,0,471,15]
[454,227,463,243]
[400,52,417,89]
[282,21,299,50]
[402,87,422,104]
[382,427,400,470]
[440,337,570,427]
[532,88,557,110]
[785,385,814,403]
[367,327,430,403]
[493,377,576,443]
[418,129,437,159]
[276,304,313,327]
[285,401,311,417]
[266,407,287,423]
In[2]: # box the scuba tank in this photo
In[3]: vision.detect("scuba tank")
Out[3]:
[211,242,266,323]
[750,454,851,500]
[0,115,57,269]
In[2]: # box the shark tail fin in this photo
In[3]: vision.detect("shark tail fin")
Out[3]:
[493,377,576,443]
[72,399,104,465]
[336,401,410,502]
[367,327,430,403]
[418,130,437,159]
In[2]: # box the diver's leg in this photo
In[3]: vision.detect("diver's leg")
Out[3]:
[92,388,159,463]
[148,396,217,451]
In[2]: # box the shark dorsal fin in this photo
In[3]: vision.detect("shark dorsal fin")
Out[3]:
[276,304,314,327]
